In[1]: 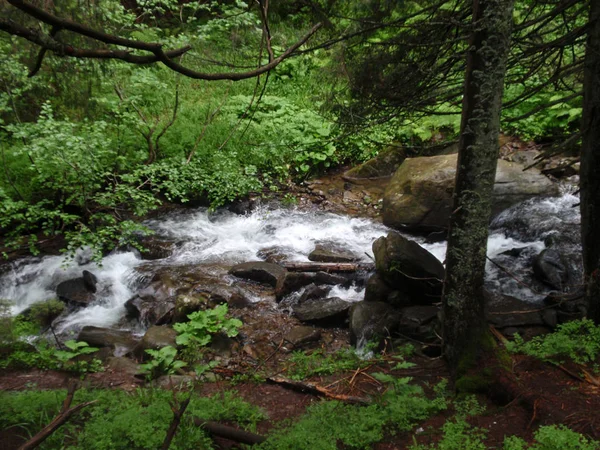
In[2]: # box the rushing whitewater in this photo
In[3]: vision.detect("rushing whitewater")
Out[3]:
[0,193,581,332]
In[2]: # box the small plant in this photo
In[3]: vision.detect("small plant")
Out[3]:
[174,304,242,348]
[506,319,600,365]
[504,425,600,450]
[140,345,187,380]
[53,340,103,374]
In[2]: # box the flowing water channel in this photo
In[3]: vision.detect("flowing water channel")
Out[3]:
[0,190,581,334]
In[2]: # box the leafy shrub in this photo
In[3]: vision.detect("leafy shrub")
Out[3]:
[285,348,375,381]
[140,345,187,380]
[174,304,242,348]
[506,319,600,365]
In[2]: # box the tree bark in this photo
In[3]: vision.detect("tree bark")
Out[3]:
[442,0,515,380]
[581,1,600,323]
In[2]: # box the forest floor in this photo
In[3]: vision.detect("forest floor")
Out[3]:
[1,142,595,449]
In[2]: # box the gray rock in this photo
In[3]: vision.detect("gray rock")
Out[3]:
[229,261,287,287]
[373,231,444,302]
[349,301,401,345]
[383,154,559,231]
[275,272,317,301]
[173,294,210,322]
[293,297,352,323]
[308,244,358,263]
[298,283,331,303]
[284,326,322,347]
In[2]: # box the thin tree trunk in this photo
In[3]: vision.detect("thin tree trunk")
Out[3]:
[442,0,515,381]
[581,1,600,323]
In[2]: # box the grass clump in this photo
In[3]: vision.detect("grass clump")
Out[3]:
[506,319,600,365]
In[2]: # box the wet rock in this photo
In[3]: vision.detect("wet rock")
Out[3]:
[133,326,177,361]
[349,301,401,345]
[228,197,258,215]
[373,231,444,302]
[82,270,98,293]
[293,297,352,324]
[397,305,439,340]
[308,244,358,263]
[125,294,175,327]
[210,334,236,358]
[207,286,252,309]
[284,326,322,347]
[78,326,138,353]
[138,237,174,260]
[229,261,287,287]
[298,283,331,303]
[56,277,96,307]
[383,154,559,231]
[275,272,317,301]
[533,248,570,290]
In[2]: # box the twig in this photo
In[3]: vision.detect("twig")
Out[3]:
[161,392,191,450]
[194,419,266,445]
[267,376,371,404]
[18,382,97,450]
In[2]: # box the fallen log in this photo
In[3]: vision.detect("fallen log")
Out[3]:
[281,262,374,273]
[194,419,266,445]
[267,375,372,405]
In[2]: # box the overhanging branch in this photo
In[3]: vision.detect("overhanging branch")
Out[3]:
[3,0,322,81]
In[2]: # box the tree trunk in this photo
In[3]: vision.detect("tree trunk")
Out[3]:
[442,0,514,381]
[581,1,600,323]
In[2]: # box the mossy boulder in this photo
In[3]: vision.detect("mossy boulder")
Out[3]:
[383,154,559,231]
[343,146,406,181]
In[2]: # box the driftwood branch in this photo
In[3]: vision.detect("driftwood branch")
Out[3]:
[4,0,322,81]
[18,381,97,450]
[193,419,267,445]
[281,262,375,272]
[267,375,372,405]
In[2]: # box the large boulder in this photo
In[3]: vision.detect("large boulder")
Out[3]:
[229,262,287,287]
[383,154,559,231]
[373,232,445,303]
[125,293,175,327]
